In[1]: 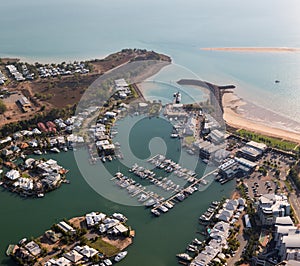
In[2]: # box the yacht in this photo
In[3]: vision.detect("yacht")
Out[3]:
[114,251,128,262]
[50,147,60,153]
[144,198,157,207]
[176,253,193,261]
[33,150,43,155]
[151,209,160,217]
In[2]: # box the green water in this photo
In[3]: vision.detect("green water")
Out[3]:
[0,117,234,265]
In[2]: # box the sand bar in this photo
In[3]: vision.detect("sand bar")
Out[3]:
[222,92,300,144]
[201,47,300,53]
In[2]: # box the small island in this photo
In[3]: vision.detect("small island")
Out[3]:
[7,211,134,266]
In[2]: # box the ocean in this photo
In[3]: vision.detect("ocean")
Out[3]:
[1,0,300,127]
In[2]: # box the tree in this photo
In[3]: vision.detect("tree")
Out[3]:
[0,100,7,114]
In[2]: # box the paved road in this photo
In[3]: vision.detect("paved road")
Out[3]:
[227,214,248,265]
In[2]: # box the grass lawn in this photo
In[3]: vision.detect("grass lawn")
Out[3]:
[87,238,120,257]
[236,129,298,151]
[184,136,196,145]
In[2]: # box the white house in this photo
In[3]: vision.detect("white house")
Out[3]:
[6,169,20,180]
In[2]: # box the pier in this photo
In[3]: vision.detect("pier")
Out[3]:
[150,168,218,214]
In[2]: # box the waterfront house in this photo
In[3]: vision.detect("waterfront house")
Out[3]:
[17,178,34,191]
[2,148,14,158]
[57,221,76,235]
[44,230,62,243]
[24,241,41,256]
[5,169,20,180]
[85,212,106,227]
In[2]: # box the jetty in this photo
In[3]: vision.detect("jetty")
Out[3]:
[150,168,218,215]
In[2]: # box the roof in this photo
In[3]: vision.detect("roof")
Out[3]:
[247,141,267,151]
[115,223,128,233]
[63,250,83,263]
[276,216,294,226]
[276,225,297,235]
[283,234,300,248]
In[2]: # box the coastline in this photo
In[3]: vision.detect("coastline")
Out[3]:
[222,92,300,144]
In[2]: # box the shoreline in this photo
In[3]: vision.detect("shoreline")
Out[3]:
[200,47,300,53]
[222,92,300,144]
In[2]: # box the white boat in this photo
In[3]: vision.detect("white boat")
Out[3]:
[143,199,154,207]
[33,150,42,155]
[176,253,193,261]
[170,133,179,138]
[37,193,44,198]
[151,209,160,217]
[104,259,112,266]
[114,251,128,262]
[18,238,27,245]
[50,147,60,153]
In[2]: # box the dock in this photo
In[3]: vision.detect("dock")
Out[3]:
[151,168,218,214]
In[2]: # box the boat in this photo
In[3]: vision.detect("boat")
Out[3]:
[114,251,128,262]
[144,198,157,207]
[107,155,113,161]
[151,209,161,217]
[176,253,193,261]
[102,156,106,163]
[170,133,179,138]
[37,193,44,198]
[63,147,68,152]
[33,150,42,155]
[103,259,112,266]
[137,193,149,202]
[18,238,27,245]
[275,80,280,83]
[50,147,60,153]
[158,205,169,213]
[193,238,202,245]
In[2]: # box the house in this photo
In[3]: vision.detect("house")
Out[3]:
[6,169,20,180]
[45,257,72,266]
[85,212,106,227]
[44,230,62,243]
[115,224,128,235]
[24,241,41,256]
[63,250,83,263]
[74,245,98,258]
[57,221,76,234]
[17,96,31,112]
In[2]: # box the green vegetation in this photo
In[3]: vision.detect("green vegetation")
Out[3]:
[288,163,300,190]
[236,129,297,151]
[0,99,7,114]
[34,92,53,101]
[184,136,196,145]
[87,237,120,257]
[0,105,75,138]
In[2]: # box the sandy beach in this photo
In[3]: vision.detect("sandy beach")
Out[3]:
[222,92,300,144]
[201,47,300,53]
